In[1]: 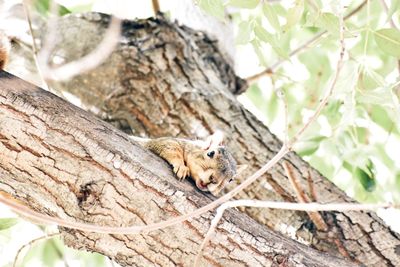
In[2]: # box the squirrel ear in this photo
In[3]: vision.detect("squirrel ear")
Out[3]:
[235,164,248,176]
[202,130,225,150]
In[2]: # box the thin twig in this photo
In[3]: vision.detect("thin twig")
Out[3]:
[13,233,61,267]
[245,0,367,84]
[22,0,51,91]
[306,170,318,202]
[283,161,328,231]
[282,161,310,203]
[152,0,160,14]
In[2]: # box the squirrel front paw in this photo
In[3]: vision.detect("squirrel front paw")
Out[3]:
[173,164,190,180]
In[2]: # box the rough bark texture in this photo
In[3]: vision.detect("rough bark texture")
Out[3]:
[0,71,357,267]
[30,13,400,267]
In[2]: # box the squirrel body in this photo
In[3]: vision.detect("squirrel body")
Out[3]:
[130,134,237,196]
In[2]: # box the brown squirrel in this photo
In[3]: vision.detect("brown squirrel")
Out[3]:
[0,33,238,196]
[130,132,238,196]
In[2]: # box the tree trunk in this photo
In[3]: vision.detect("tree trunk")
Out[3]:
[25,13,400,266]
[0,71,357,267]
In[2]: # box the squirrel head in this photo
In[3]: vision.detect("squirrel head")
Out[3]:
[187,146,237,196]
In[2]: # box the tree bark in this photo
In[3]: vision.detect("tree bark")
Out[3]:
[27,13,400,266]
[0,71,357,267]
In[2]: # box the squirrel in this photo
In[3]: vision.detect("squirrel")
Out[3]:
[130,131,238,196]
[0,33,238,196]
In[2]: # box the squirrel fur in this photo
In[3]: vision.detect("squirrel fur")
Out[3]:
[130,134,237,196]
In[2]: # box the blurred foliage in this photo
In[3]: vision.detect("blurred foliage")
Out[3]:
[199,0,400,204]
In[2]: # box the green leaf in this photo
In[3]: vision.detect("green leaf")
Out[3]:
[246,84,264,107]
[251,39,268,66]
[228,0,260,9]
[359,65,386,90]
[33,0,70,17]
[236,21,253,44]
[370,105,395,132]
[283,0,304,31]
[254,24,274,43]
[355,127,368,143]
[262,3,281,32]
[374,28,400,58]
[334,61,359,95]
[198,0,225,20]
[65,3,94,13]
[296,135,326,156]
[357,87,394,107]
[43,241,60,267]
[254,25,289,59]
[354,165,376,192]
[265,91,279,123]
[0,218,18,230]
[319,13,339,35]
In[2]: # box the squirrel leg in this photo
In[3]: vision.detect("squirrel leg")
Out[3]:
[145,138,190,180]
[169,158,190,180]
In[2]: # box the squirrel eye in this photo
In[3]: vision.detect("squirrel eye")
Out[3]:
[228,178,233,183]
[207,151,215,158]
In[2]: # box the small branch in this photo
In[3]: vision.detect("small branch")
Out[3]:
[13,232,61,267]
[283,161,310,203]
[306,170,318,202]
[194,200,397,266]
[245,0,367,84]
[283,161,328,231]
[152,0,161,15]
[246,32,324,83]
[22,0,51,91]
